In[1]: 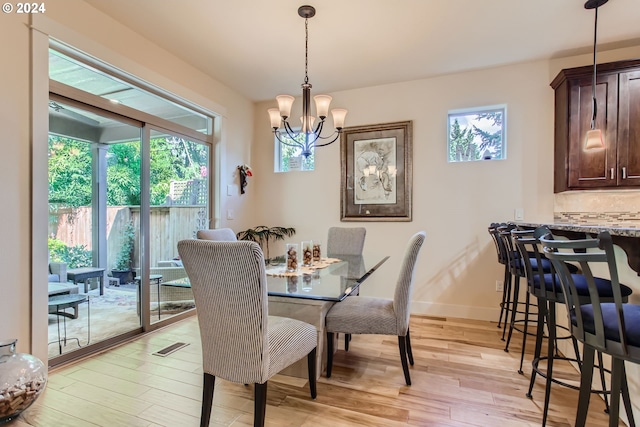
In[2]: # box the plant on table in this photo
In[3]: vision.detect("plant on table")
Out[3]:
[236,226,296,261]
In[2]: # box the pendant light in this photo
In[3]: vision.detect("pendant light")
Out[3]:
[583,0,609,150]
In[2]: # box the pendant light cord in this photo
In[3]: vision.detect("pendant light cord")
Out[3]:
[304,18,309,85]
[591,6,598,130]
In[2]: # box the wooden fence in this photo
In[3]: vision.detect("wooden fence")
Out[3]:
[49,205,205,269]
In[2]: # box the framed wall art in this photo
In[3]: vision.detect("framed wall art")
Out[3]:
[340,120,413,221]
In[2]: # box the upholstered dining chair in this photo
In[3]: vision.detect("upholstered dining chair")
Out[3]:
[540,232,638,427]
[326,226,366,257]
[326,226,367,350]
[177,239,318,427]
[325,231,426,385]
[196,227,237,241]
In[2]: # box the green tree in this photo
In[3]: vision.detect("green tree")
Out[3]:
[48,136,92,207]
[449,119,478,161]
[473,112,503,154]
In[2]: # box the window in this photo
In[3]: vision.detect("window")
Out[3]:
[447,105,506,162]
[275,133,315,172]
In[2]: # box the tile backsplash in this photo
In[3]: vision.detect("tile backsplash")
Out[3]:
[554,190,640,227]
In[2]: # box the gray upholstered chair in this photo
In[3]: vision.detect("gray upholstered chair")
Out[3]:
[326,227,366,257]
[325,231,426,385]
[196,227,237,241]
[326,226,367,350]
[177,239,317,427]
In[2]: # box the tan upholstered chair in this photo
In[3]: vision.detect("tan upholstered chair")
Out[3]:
[177,239,317,427]
[325,231,426,385]
[196,227,237,241]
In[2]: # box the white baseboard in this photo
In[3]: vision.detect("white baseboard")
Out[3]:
[411,301,500,322]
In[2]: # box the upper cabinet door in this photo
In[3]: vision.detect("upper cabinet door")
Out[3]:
[567,73,618,189]
[617,70,640,186]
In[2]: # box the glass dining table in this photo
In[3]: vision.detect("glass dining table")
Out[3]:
[263,254,389,301]
[161,253,390,379]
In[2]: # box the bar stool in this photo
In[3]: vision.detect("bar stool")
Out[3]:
[518,228,632,427]
[541,231,638,427]
[499,224,546,351]
[488,223,509,330]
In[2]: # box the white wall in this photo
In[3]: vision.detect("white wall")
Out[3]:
[0,1,255,360]
[253,59,556,320]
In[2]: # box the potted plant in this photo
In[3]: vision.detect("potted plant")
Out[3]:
[236,226,296,262]
[111,221,136,284]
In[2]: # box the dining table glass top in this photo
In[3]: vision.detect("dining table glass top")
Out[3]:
[161,254,389,302]
[264,254,389,301]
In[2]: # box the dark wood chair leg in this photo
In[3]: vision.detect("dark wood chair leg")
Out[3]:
[200,373,215,427]
[254,382,267,427]
[307,348,317,399]
[398,335,411,386]
[345,333,351,351]
[575,345,596,427]
[406,329,414,366]
[326,332,334,378]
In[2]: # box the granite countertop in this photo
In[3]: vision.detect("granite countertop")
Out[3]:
[515,222,640,238]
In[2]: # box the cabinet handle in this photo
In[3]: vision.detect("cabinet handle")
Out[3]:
[611,168,615,180]
[622,167,627,179]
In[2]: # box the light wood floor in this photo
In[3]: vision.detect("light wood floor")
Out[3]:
[11,315,621,426]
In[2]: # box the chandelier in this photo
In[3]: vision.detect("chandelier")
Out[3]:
[268,5,348,158]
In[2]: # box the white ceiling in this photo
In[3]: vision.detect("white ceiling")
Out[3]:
[83,0,640,102]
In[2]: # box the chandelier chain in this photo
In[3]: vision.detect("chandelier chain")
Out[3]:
[304,18,309,84]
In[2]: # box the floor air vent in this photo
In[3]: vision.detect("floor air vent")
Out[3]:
[153,342,189,357]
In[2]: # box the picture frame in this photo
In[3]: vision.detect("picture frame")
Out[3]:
[340,120,413,221]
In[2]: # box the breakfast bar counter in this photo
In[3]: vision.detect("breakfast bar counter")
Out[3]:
[515,222,640,275]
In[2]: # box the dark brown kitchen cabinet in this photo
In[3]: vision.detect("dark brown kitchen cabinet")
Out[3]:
[552,59,640,192]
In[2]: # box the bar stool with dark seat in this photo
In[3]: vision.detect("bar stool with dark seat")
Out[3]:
[488,223,510,330]
[518,228,632,427]
[541,231,638,427]
[499,224,550,352]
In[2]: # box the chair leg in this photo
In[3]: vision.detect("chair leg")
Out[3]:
[504,276,521,352]
[575,345,596,427]
[307,348,317,399]
[200,373,215,427]
[541,302,557,427]
[527,298,546,398]
[501,272,513,340]
[518,291,531,374]
[609,357,623,427]
[326,332,334,378]
[406,328,414,366]
[497,265,510,328]
[398,335,411,386]
[254,382,267,427]
[596,351,610,414]
[620,362,636,427]
[345,333,351,351]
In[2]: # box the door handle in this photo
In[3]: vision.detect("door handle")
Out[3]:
[611,168,615,180]
[622,167,627,179]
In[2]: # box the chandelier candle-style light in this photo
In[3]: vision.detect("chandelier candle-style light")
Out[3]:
[268,5,347,158]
